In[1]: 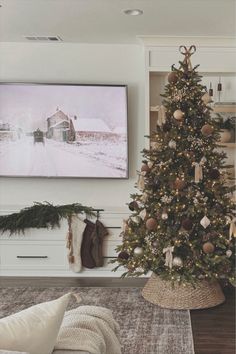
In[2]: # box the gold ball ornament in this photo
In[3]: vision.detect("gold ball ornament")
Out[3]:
[201,124,214,137]
[168,71,178,84]
[146,217,157,231]
[133,247,144,256]
[173,109,184,121]
[202,242,215,254]
[201,92,212,105]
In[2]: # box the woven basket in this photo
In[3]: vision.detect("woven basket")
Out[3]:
[142,273,225,309]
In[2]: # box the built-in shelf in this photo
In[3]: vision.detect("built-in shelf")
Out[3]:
[217,143,236,148]
[213,103,236,114]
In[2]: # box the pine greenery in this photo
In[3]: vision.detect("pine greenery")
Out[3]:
[0,202,95,235]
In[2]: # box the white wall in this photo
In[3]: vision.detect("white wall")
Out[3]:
[0,42,145,210]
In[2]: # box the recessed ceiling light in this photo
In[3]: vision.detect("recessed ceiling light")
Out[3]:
[123,9,143,16]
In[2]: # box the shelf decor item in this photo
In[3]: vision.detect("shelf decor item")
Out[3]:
[213,105,236,143]
[112,46,235,310]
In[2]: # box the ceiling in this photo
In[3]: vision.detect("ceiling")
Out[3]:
[0,0,235,44]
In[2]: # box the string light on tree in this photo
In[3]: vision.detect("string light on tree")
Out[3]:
[112,45,235,296]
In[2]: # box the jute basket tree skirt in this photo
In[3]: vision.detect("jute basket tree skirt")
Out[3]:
[142,273,225,310]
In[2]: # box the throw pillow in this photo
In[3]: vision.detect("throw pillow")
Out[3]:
[0,293,71,354]
[0,351,29,354]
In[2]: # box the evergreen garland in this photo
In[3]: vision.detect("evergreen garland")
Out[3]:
[0,202,95,235]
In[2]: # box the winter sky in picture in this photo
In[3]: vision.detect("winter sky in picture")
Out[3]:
[0,84,128,178]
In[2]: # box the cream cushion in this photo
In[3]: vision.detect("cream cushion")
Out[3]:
[0,351,29,354]
[0,293,71,354]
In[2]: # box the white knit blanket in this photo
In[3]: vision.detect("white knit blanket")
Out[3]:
[54,306,121,354]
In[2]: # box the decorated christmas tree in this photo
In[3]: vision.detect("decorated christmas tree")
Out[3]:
[113,46,235,300]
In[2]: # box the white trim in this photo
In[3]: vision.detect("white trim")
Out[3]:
[137,35,236,48]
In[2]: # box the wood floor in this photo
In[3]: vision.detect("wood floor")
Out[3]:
[0,277,235,354]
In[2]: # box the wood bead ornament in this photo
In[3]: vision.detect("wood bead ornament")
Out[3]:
[201,124,214,137]
[146,217,157,231]
[173,109,184,121]
[202,242,215,254]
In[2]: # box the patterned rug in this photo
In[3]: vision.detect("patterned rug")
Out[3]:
[0,287,195,354]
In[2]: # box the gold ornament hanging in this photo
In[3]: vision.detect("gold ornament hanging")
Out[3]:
[201,124,214,137]
[173,109,184,121]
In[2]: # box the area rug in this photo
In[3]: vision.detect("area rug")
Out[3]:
[0,287,195,354]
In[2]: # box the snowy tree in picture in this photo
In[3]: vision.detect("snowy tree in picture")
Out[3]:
[113,46,235,298]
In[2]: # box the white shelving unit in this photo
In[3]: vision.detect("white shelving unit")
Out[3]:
[139,36,236,172]
[0,207,129,277]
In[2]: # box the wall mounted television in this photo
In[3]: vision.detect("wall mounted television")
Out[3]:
[0,83,128,178]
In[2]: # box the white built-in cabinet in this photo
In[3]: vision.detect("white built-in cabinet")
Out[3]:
[0,208,128,277]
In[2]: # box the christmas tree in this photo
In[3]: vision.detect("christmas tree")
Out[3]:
[114,46,235,286]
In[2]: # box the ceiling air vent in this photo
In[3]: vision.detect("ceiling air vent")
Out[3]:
[24,36,62,42]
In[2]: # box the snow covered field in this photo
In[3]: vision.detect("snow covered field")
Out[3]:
[0,136,128,178]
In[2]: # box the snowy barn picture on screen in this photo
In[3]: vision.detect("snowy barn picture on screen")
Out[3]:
[0,84,128,178]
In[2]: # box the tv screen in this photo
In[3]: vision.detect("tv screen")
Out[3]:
[0,83,128,178]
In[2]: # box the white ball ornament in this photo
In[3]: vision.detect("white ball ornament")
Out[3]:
[173,109,184,121]
[133,247,144,256]
[168,140,176,149]
[152,240,158,248]
[173,257,183,267]
[226,250,232,258]
[161,212,168,220]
